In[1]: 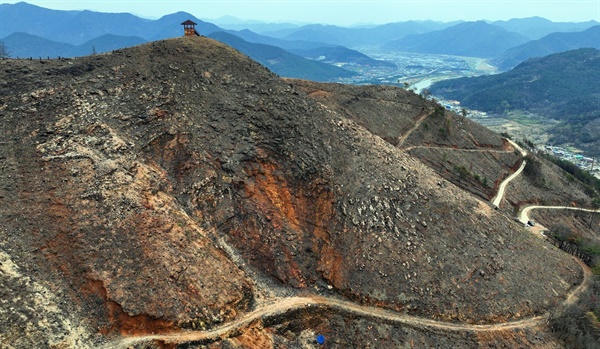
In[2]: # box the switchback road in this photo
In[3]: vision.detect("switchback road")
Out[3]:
[491,138,528,208]
[519,205,600,224]
[492,159,526,208]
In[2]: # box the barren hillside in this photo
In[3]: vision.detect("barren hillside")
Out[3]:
[0,37,588,348]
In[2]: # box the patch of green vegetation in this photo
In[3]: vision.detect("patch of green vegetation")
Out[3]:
[550,224,600,275]
[507,112,545,126]
[431,105,446,118]
[453,165,471,179]
[550,275,600,348]
[473,174,489,188]
[523,155,545,186]
[452,166,489,188]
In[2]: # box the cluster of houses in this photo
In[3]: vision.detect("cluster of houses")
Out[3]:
[436,98,489,118]
[541,145,598,175]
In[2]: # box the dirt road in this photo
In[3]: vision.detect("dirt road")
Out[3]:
[397,111,431,147]
[490,139,528,208]
[519,205,600,224]
[99,137,594,349]
[492,159,527,208]
[98,298,543,349]
[100,274,591,348]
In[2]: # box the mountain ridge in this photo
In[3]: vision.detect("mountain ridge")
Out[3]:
[3,32,147,58]
[261,21,457,48]
[430,48,600,117]
[0,36,590,347]
[383,21,529,57]
[208,31,358,81]
[0,2,222,44]
[492,25,600,70]
[288,45,397,68]
[491,16,600,40]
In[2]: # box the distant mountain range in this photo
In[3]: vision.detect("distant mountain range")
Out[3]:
[207,32,358,81]
[2,2,599,79]
[430,48,600,156]
[0,2,222,44]
[490,16,600,40]
[2,32,146,58]
[220,29,332,51]
[206,16,301,33]
[261,21,456,48]
[492,25,600,70]
[383,21,530,58]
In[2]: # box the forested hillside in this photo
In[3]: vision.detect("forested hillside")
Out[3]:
[493,25,600,70]
[430,48,600,156]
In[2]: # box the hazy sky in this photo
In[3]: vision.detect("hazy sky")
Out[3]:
[2,0,599,25]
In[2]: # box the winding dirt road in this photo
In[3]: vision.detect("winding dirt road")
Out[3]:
[99,295,551,349]
[100,248,592,349]
[101,271,593,349]
[99,137,595,349]
[397,111,431,147]
[492,159,527,208]
[403,145,517,153]
[519,206,600,224]
[507,139,528,157]
[490,139,528,208]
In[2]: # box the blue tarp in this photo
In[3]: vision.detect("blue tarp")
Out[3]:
[316,334,325,345]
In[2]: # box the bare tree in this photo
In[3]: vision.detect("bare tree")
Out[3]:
[0,40,9,58]
[421,88,431,99]
[586,199,600,229]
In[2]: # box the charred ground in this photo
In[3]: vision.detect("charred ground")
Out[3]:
[0,37,592,348]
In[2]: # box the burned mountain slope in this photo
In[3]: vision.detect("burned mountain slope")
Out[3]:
[0,37,581,347]
[289,80,521,201]
[295,79,594,209]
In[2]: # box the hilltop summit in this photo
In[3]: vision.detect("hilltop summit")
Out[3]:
[0,37,584,348]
